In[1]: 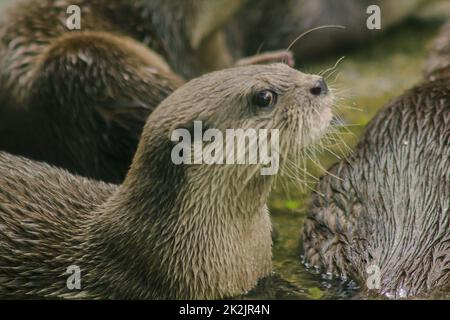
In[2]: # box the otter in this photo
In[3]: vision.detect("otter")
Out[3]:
[0,63,333,299]
[0,0,292,183]
[424,21,450,81]
[301,23,450,298]
[230,0,423,62]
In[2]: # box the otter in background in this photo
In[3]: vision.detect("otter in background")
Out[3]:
[301,21,450,298]
[0,0,292,183]
[424,21,450,80]
[230,0,429,62]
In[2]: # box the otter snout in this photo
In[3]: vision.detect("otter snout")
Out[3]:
[310,78,328,96]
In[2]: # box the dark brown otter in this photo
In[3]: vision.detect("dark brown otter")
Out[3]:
[0,0,293,183]
[301,36,450,297]
[0,0,185,183]
[230,0,422,62]
[0,63,334,299]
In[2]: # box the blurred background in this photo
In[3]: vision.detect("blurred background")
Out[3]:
[0,0,448,299]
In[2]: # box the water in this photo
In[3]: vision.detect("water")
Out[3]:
[241,20,445,300]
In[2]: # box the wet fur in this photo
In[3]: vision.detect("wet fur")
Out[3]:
[0,0,191,183]
[0,0,298,183]
[302,78,450,298]
[0,64,333,299]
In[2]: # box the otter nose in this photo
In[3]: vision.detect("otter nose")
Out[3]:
[310,78,328,96]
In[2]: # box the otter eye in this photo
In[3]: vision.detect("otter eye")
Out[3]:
[253,90,277,108]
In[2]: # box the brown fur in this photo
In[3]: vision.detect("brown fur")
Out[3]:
[0,0,187,183]
[0,0,295,183]
[302,23,450,298]
[0,63,333,299]
[301,76,450,298]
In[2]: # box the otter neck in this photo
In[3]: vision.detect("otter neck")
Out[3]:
[85,142,273,299]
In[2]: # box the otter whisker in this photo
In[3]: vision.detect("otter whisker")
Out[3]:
[324,125,354,156]
[304,146,344,182]
[336,105,363,112]
[330,72,342,84]
[285,157,320,182]
[280,158,313,190]
[276,121,316,192]
[324,132,352,151]
[319,56,346,77]
[255,41,266,55]
[322,145,343,160]
[286,25,346,52]
[325,68,341,82]
[280,162,310,190]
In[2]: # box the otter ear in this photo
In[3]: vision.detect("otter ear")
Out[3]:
[189,0,243,49]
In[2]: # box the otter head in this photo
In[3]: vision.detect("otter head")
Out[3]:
[151,64,333,152]
[119,63,334,299]
[132,63,334,190]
